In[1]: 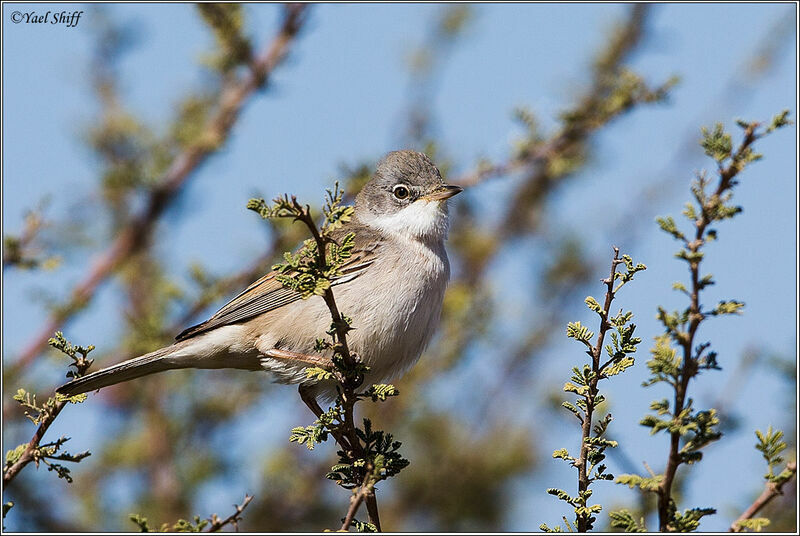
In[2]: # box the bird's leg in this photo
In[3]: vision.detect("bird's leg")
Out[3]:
[298,384,353,453]
[298,383,325,419]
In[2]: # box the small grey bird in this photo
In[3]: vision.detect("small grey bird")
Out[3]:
[57,150,462,404]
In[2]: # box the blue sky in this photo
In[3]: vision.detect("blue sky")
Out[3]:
[2,3,797,531]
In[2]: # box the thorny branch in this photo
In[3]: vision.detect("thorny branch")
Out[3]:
[261,194,384,531]
[656,121,768,531]
[575,248,624,532]
[206,494,254,532]
[4,336,95,486]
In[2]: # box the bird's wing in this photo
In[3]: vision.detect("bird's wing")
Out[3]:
[175,229,381,341]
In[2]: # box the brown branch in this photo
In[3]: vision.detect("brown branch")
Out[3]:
[422,6,657,411]
[729,462,797,532]
[340,472,372,532]
[288,199,381,530]
[290,198,356,372]
[13,4,309,373]
[454,5,661,239]
[3,397,70,486]
[656,122,765,531]
[576,247,623,532]
[206,494,254,532]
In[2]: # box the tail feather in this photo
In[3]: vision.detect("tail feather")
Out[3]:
[56,344,184,396]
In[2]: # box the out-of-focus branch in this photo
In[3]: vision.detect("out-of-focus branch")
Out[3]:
[434,4,665,417]
[206,494,253,532]
[2,208,55,270]
[611,9,795,248]
[454,5,659,194]
[730,462,797,532]
[14,4,309,372]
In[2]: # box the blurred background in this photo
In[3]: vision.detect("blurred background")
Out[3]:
[2,3,796,532]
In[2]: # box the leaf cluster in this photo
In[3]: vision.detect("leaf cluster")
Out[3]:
[754,426,790,484]
[4,333,96,486]
[327,418,409,488]
[251,185,408,529]
[546,250,645,532]
[48,330,95,380]
[247,184,356,301]
[130,513,208,532]
[615,113,791,532]
[196,4,253,72]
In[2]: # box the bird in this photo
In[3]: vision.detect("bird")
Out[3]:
[57,150,463,407]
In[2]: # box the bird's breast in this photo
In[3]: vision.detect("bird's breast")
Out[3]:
[339,236,449,382]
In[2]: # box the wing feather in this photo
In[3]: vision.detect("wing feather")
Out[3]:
[175,227,381,341]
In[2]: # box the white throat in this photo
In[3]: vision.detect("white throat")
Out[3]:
[359,199,450,243]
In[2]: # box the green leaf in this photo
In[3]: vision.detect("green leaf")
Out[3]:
[129,514,151,532]
[656,216,686,241]
[615,473,663,491]
[350,518,378,533]
[563,382,588,396]
[5,444,27,467]
[584,436,618,449]
[561,401,583,422]
[604,356,634,377]
[552,448,575,461]
[733,518,771,532]
[305,367,334,381]
[710,300,745,316]
[766,110,791,133]
[366,384,398,402]
[566,321,594,346]
[671,506,716,532]
[608,510,647,532]
[755,426,788,482]
[289,425,328,450]
[700,122,732,162]
[584,296,603,314]
[546,488,578,507]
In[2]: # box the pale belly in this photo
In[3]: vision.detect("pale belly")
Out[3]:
[251,239,449,394]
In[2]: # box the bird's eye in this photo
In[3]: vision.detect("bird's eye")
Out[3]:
[392,184,410,200]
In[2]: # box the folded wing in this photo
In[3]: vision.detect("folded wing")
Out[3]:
[176,229,381,341]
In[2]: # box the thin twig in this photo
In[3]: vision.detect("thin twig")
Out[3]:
[656,123,764,531]
[288,199,379,530]
[3,398,70,485]
[13,4,309,373]
[206,494,254,532]
[729,462,797,532]
[576,247,623,532]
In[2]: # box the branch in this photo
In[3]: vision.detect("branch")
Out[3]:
[4,334,94,486]
[3,399,70,486]
[206,494,254,532]
[576,248,623,532]
[340,474,371,531]
[729,462,797,532]
[287,200,375,530]
[656,121,768,530]
[13,4,309,373]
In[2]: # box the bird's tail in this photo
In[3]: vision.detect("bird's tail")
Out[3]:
[56,343,189,396]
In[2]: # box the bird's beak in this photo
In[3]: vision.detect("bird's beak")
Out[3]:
[421,184,464,202]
